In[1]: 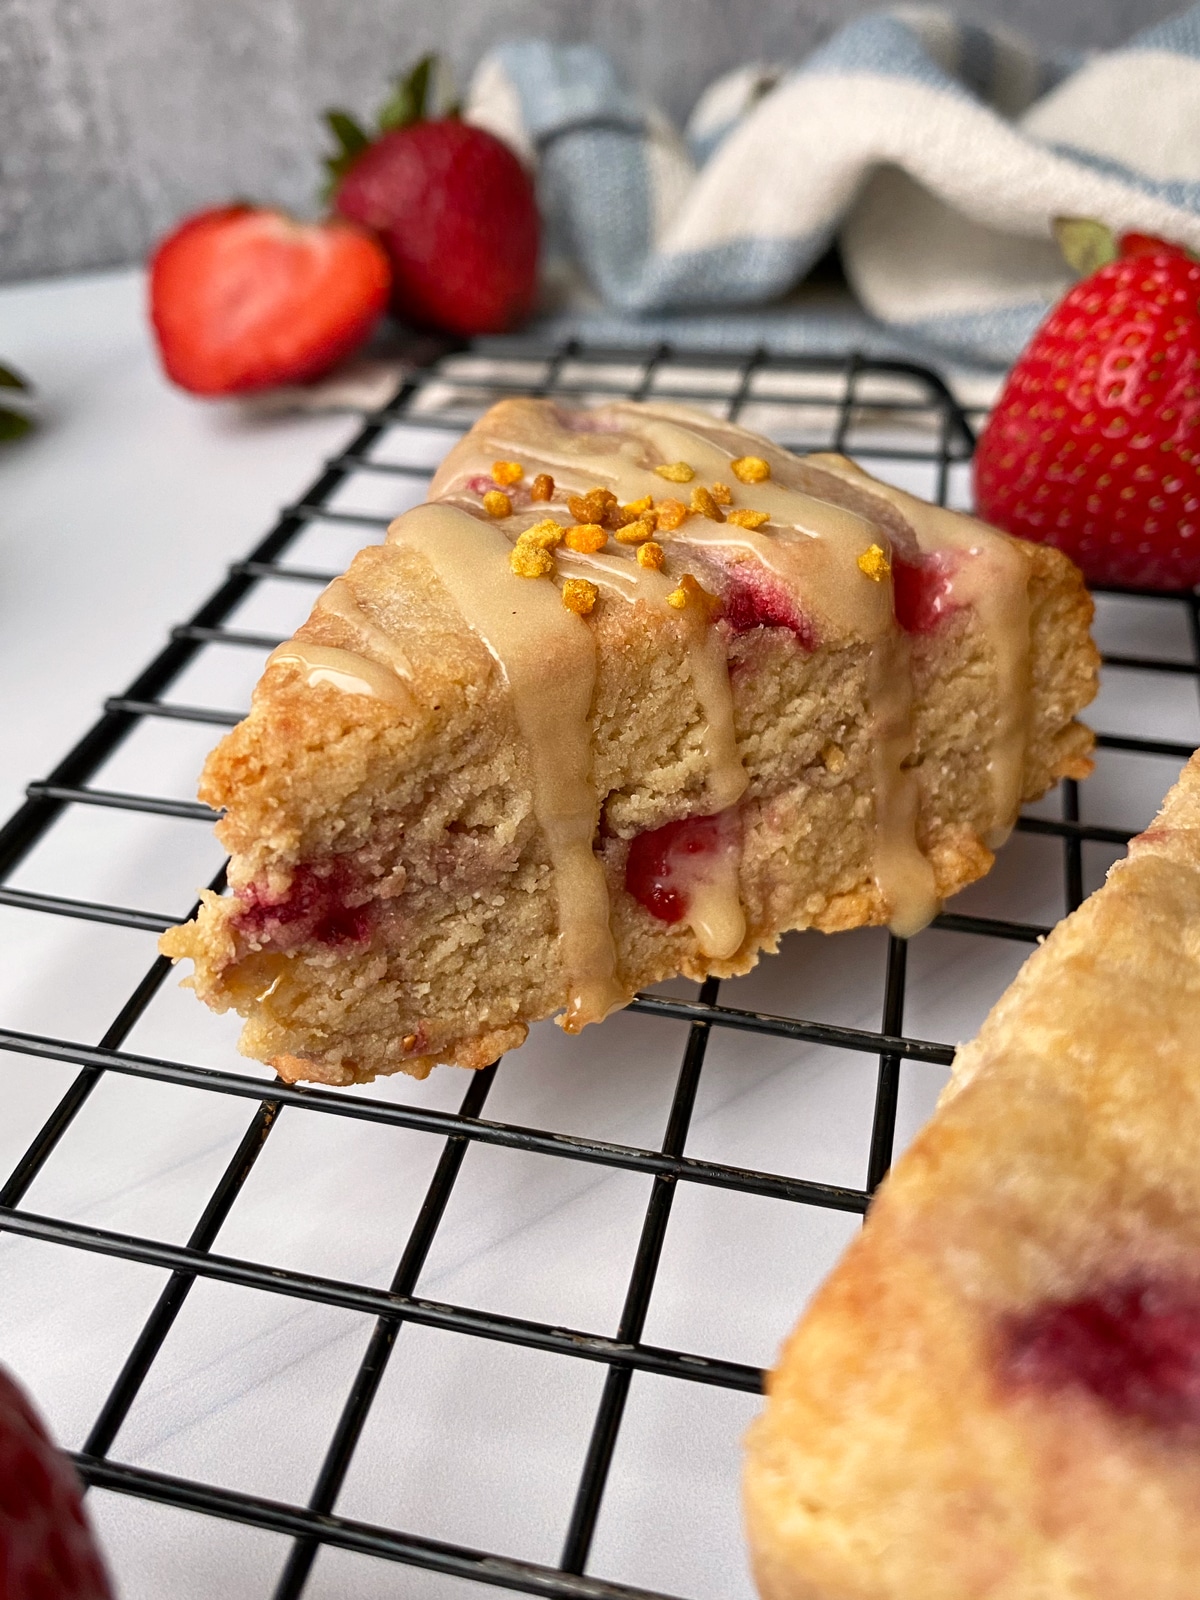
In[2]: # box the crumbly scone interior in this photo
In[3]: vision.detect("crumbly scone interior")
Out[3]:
[161,399,1098,1086]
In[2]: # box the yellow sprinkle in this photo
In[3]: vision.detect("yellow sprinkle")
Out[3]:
[857,543,891,583]
[655,498,690,532]
[517,518,564,550]
[622,494,653,517]
[510,543,554,578]
[530,472,555,502]
[564,522,608,553]
[483,489,512,518]
[710,482,733,506]
[562,578,599,615]
[667,572,720,619]
[615,516,656,544]
[637,541,665,570]
[491,460,524,487]
[655,461,695,483]
[727,508,770,530]
[731,455,770,484]
[690,485,725,523]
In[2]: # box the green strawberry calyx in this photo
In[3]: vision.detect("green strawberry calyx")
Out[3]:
[0,360,34,442]
[322,55,460,196]
[1052,217,1118,278]
[1053,215,1200,278]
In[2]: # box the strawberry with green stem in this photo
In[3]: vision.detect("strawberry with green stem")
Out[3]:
[325,56,539,338]
[975,218,1200,590]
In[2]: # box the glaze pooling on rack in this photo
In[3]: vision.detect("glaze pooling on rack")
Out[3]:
[388,503,627,1031]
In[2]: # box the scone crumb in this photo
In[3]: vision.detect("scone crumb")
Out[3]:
[732,455,771,483]
[727,508,770,530]
[615,516,657,545]
[667,573,720,618]
[655,498,690,531]
[822,743,847,774]
[510,542,554,578]
[622,494,653,518]
[710,481,733,505]
[483,489,513,518]
[564,522,608,553]
[562,578,599,615]
[655,461,695,483]
[691,485,726,523]
[531,472,555,501]
[637,540,665,570]
[491,460,524,486]
[857,543,892,582]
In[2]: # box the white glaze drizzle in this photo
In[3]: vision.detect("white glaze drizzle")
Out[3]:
[266,642,414,708]
[415,400,1036,945]
[318,576,417,682]
[555,545,748,815]
[435,401,942,935]
[387,503,626,1030]
[553,546,746,957]
[866,633,940,938]
[805,454,1034,847]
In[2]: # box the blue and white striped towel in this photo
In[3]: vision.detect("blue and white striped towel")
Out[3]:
[466,6,1200,367]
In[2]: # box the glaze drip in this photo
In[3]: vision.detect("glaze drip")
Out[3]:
[387,503,626,1031]
[266,642,414,708]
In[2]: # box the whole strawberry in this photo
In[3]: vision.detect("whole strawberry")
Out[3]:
[975,222,1200,589]
[150,206,391,395]
[0,1366,113,1598]
[326,57,539,337]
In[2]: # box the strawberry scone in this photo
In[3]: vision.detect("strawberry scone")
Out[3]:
[744,753,1200,1600]
[161,399,1097,1086]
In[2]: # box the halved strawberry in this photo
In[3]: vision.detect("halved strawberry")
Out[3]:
[149,206,392,396]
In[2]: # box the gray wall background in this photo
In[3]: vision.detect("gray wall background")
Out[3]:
[0,0,1184,284]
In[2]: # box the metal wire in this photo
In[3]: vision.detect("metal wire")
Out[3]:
[0,339,1194,1600]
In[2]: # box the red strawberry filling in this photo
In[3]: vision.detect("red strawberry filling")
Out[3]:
[1002,1277,1200,1428]
[625,809,738,924]
[892,551,960,634]
[233,862,373,951]
[721,565,817,646]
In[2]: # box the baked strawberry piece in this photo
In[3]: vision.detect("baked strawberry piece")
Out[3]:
[161,399,1096,1087]
[149,206,391,396]
[0,1366,113,1599]
[745,753,1200,1600]
[975,226,1200,589]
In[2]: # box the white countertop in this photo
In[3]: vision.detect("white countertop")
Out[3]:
[0,271,1196,1600]
[0,267,358,823]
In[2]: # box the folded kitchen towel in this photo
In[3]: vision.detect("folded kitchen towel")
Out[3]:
[466,5,1200,366]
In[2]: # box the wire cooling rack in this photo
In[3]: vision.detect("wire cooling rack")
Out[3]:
[0,340,1196,1600]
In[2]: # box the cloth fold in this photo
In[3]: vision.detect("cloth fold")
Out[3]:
[465,5,1200,366]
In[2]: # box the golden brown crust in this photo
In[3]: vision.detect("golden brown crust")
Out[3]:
[160,406,1098,1087]
[744,753,1200,1600]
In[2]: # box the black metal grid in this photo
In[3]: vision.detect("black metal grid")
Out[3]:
[0,339,1195,1600]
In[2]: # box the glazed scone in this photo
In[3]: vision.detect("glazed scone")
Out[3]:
[744,752,1200,1600]
[161,399,1097,1086]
